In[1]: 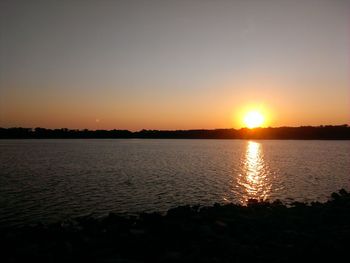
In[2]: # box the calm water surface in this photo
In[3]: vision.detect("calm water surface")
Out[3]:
[1,139,349,226]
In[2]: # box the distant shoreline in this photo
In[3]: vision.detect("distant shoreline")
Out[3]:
[1,138,350,141]
[1,125,350,140]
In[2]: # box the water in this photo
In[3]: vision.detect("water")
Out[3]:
[1,139,349,226]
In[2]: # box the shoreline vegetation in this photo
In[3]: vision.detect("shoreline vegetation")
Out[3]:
[1,190,350,262]
[1,125,350,139]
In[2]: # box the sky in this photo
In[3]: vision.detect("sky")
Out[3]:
[1,0,349,130]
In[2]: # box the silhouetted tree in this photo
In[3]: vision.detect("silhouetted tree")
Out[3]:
[0,125,349,139]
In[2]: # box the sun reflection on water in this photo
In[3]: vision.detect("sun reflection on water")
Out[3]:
[237,141,272,204]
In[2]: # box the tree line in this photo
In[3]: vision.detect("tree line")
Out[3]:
[0,125,349,139]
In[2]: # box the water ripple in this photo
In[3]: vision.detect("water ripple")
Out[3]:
[0,139,349,226]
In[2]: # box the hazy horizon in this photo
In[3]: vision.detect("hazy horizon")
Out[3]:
[1,124,350,133]
[1,0,349,130]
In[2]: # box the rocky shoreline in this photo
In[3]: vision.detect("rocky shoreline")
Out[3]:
[2,189,350,262]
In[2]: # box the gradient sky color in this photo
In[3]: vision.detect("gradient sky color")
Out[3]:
[1,0,349,130]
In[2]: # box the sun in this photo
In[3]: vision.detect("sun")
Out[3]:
[243,110,265,128]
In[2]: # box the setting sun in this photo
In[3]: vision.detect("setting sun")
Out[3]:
[243,111,265,128]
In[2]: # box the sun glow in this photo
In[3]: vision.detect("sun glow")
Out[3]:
[243,111,265,128]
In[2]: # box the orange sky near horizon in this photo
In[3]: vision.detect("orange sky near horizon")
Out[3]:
[3,73,349,131]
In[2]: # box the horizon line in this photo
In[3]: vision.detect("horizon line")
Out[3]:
[1,124,349,132]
